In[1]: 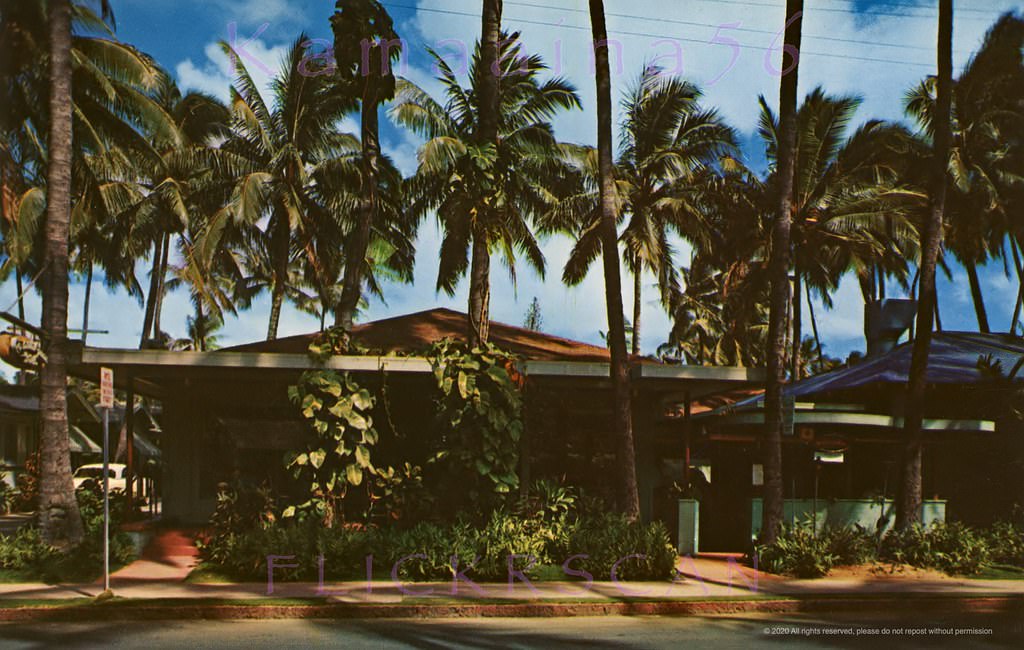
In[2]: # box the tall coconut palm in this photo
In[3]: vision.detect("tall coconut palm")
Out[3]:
[136,82,232,347]
[588,0,638,519]
[663,164,772,367]
[330,0,403,332]
[905,12,1024,334]
[38,0,83,546]
[761,0,803,546]
[390,34,580,335]
[197,35,356,340]
[758,89,922,379]
[897,0,953,531]
[2,0,179,330]
[553,66,737,355]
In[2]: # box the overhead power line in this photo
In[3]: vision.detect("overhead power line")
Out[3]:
[502,0,972,54]
[384,2,965,70]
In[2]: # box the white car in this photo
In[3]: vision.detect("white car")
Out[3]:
[73,463,128,492]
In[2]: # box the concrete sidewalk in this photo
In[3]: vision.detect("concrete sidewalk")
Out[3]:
[2,558,1023,603]
[2,532,1023,605]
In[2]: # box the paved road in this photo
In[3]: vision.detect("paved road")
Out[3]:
[1,611,1021,649]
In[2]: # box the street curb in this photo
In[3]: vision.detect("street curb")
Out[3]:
[1,595,1022,622]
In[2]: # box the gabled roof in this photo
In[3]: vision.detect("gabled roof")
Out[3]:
[222,308,614,363]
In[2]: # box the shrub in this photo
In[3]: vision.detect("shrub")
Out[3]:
[568,513,676,581]
[822,525,877,566]
[474,509,553,580]
[196,482,277,567]
[0,527,57,573]
[377,520,480,581]
[754,521,837,578]
[319,525,376,580]
[986,521,1024,567]
[881,522,990,575]
[0,484,137,582]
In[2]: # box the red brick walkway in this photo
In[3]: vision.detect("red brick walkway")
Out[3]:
[109,528,200,582]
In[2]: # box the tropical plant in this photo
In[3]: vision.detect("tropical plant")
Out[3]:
[330,0,405,332]
[427,339,524,497]
[905,12,1024,334]
[390,32,580,345]
[551,66,737,355]
[286,332,382,528]
[757,88,922,378]
[661,164,771,367]
[195,35,356,340]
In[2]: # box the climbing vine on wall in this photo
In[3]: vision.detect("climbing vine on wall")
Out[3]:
[427,339,525,495]
[286,367,379,527]
[285,327,398,527]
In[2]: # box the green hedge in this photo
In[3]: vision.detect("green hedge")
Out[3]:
[197,510,677,583]
[755,519,1024,578]
[0,484,137,582]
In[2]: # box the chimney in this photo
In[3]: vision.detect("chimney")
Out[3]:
[864,299,917,357]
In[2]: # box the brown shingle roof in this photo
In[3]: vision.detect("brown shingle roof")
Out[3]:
[221,308,613,362]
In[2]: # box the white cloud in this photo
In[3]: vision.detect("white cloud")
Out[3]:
[175,39,289,103]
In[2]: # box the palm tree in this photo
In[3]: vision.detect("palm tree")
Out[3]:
[330,0,403,332]
[38,0,84,546]
[589,0,639,519]
[761,0,803,546]
[390,34,580,339]
[758,89,922,379]
[897,0,953,531]
[170,298,223,352]
[197,35,356,340]
[136,82,232,347]
[553,66,737,355]
[663,165,772,367]
[905,12,1024,334]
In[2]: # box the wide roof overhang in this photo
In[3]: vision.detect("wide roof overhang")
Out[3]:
[68,345,765,403]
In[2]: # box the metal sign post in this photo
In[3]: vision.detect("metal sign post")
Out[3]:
[99,367,114,595]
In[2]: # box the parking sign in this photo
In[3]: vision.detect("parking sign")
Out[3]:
[100,367,114,408]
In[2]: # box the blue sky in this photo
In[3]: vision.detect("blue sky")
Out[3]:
[3,0,1022,367]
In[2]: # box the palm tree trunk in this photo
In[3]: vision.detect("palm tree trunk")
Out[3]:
[38,0,84,547]
[590,0,639,520]
[335,78,382,332]
[267,213,290,341]
[478,0,502,147]
[1010,236,1023,334]
[152,232,171,339]
[897,0,952,531]
[15,271,25,321]
[81,262,93,345]
[807,280,824,369]
[965,263,990,333]
[631,266,642,356]
[466,0,503,347]
[195,301,206,352]
[791,268,802,380]
[467,232,491,346]
[761,0,803,546]
[139,236,163,348]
